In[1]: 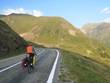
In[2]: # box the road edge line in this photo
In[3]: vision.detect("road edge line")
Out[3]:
[0,61,21,73]
[46,49,59,83]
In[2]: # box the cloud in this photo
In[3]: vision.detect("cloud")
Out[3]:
[101,7,110,14]
[1,8,43,17]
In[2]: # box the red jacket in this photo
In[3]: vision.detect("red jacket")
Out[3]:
[26,45,33,54]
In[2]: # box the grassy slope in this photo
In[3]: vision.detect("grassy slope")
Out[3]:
[0,20,27,59]
[60,49,110,83]
[0,14,110,83]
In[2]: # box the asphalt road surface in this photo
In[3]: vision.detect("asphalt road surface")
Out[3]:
[0,48,60,83]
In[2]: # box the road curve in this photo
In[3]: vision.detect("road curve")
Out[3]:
[0,48,60,83]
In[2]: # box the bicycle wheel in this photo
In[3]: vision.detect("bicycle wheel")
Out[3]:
[28,63,33,73]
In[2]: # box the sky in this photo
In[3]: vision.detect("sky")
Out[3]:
[0,0,110,28]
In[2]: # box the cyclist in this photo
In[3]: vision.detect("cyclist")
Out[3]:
[26,44,36,68]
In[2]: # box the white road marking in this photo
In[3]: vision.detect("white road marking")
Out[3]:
[0,49,45,73]
[46,50,59,83]
[0,61,21,73]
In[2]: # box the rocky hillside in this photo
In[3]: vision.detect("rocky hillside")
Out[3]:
[81,22,110,45]
[81,23,99,34]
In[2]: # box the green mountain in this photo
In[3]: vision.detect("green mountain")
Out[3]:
[0,14,84,48]
[0,14,110,83]
[0,20,27,59]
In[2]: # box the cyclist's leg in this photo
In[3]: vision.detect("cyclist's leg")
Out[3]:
[27,55,33,73]
[30,53,34,65]
[29,54,34,68]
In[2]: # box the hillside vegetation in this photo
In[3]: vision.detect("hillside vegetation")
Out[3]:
[60,49,110,83]
[0,20,27,59]
[0,14,110,83]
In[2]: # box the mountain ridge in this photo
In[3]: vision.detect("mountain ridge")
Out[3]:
[0,14,110,62]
